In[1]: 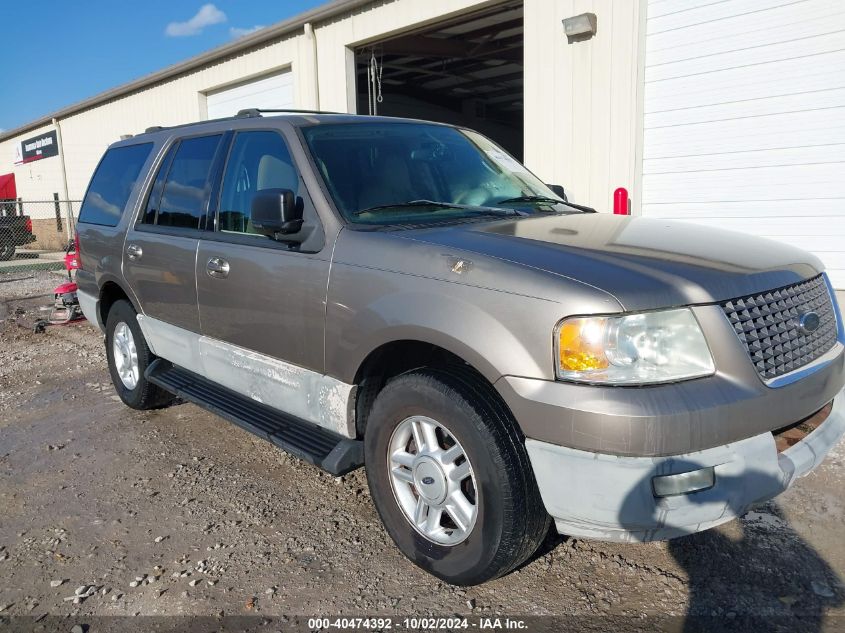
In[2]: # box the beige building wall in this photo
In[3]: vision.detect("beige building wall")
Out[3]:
[1,0,645,216]
[2,34,309,201]
[524,0,645,213]
[57,33,309,200]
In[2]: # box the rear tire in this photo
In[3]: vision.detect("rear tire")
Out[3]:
[364,367,549,585]
[0,244,15,261]
[105,299,174,410]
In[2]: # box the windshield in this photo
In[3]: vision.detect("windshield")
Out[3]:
[301,122,567,225]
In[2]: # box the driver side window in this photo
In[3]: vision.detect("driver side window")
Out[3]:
[218,131,299,235]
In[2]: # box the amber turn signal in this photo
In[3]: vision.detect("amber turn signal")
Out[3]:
[557,318,609,372]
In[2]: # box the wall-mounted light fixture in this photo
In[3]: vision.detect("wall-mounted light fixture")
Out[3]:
[562,13,597,42]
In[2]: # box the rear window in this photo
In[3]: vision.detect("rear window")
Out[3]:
[78,143,153,227]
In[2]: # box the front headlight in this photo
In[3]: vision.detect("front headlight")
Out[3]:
[554,308,714,385]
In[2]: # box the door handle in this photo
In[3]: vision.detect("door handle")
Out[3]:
[126,244,143,261]
[206,257,230,279]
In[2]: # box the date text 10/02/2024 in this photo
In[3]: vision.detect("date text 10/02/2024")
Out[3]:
[307,617,528,630]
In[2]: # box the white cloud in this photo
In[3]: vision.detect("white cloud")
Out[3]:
[165,4,227,37]
[229,25,265,39]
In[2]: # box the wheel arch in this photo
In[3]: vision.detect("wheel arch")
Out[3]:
[350,337,517,440]
[98,278,141,327]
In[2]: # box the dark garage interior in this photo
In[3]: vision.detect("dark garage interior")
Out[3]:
[355,2,524,159]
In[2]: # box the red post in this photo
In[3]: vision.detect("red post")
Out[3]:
[613,187,629,215]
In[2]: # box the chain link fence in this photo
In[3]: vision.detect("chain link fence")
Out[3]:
[0,197,80,274]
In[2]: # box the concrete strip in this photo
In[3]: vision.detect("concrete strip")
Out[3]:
[0,250,66,274]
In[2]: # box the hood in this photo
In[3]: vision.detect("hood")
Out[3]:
[397,213,824,310]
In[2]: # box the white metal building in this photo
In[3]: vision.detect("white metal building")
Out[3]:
[1,0,843,285]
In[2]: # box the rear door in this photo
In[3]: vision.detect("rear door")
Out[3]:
[123,133,226,333]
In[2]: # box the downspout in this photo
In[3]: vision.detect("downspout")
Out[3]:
[52,117,73,239]
[631,0,649,216]
[304,22,321,110]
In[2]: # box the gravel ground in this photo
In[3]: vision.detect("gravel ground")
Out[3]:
[1,273,844,632]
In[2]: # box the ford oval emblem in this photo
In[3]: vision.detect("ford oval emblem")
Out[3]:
[798,311,821,334]
[421,476,435,485]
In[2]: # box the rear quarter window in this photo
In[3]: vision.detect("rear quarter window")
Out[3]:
[78,143,153,227]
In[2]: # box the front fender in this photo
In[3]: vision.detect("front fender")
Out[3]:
[326,263,574,386]
[334,288,550,384]
[325,229,622,387]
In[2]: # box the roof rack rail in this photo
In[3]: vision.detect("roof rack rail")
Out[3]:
[235,108,347,118]
[140,108,350,136]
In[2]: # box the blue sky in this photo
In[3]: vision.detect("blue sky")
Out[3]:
[0,1,325,132]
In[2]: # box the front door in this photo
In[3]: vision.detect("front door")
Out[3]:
[195,130,345,434]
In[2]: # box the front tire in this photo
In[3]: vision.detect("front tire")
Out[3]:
[364,367,549,585]
[105,300,173,410]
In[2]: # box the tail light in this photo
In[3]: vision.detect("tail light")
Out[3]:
[74,233,82,270]
[25,217,33,233]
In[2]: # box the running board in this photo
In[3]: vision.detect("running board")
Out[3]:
[145,359,363,475]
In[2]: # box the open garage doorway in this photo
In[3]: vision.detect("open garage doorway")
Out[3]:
[354,2,524,159]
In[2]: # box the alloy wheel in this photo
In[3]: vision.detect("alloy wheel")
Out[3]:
[112,321,139,390]
[387,415,478,545]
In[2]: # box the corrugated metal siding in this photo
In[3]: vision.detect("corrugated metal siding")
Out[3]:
[50,37,306,200]
[523,0,644,212]
[641,0,845,288]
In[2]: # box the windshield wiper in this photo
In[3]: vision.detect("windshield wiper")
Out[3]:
[352,200,520,217]
[497,195,597,213]
[352,200,459,216]
[497,195,564,205]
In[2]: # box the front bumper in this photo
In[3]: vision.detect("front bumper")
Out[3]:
[525,389,845,542]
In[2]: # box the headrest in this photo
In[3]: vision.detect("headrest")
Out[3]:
[257,154,296,191]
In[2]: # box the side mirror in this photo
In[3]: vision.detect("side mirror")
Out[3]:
[546,184,567,202]
[250,189,303,239]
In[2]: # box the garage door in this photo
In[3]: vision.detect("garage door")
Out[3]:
[641,0,845,288]
[206,71,294,119]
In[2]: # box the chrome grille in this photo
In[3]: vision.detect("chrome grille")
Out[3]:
[720,275,838,381]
